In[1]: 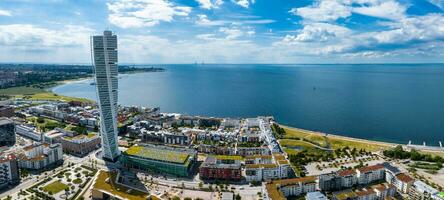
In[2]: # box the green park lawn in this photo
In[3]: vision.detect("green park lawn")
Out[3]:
[43,181,69,194]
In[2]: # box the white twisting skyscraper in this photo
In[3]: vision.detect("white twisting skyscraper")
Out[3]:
[91,30,120,161]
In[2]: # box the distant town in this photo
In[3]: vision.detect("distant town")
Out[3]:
[0,31,443,200]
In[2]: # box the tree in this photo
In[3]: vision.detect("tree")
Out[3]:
[235,194,241,200]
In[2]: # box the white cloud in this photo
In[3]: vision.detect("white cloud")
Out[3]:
[119,34,275,63]
[195,15,225,26]
[352,1,406,20]
[0,24,95,63]
[290,0,407,22]
[0,24,93,48]
[370,14,444,44]
[107,0,191,28]
[278,13,444,57]
[232,0,254,8]
[219,27,244,39]
[0,9,12,17]
[290,1,351,22]
[195,0,223,9]
[287,23,351,42]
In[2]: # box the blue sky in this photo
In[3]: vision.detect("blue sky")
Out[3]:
[0,0,443,64]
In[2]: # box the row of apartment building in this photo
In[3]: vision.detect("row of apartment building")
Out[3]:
[199,153,291,182]
[264,162,443,200]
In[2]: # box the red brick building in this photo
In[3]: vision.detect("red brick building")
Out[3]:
[199,156,242,181]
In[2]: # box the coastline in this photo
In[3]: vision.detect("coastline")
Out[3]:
[50,78,444,157]
[278,124,444,157]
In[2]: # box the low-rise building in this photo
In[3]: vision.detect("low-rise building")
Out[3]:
[119,144,197,177]
[265,176,317,200]
[306,192,327,200]
[199,156,242,181]
[356,164,385,185]
[372,183,396,200]
[15,124,42,141]
[337,169,358,188]
[236,146,271,156]
[333,184,396,200]
[0,154,19,189]
[245,154,290,182]
[319,172,343,191]
[198,144,235,155]
[393,173,415,194]
[17,143,63,170]
[0,118,15,146]
[60,133,101,157]
[384,162,414,194]
[408,180,442,200]
[0,105,14,118]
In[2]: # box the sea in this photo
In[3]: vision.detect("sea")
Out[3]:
[52,64,444,145]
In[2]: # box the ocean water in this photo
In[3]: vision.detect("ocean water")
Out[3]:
[52,64,444,145]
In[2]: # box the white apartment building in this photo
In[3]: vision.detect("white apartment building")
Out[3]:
[356,164,385,185]
[18,143,63,169]
[15,124,42,141]
[245,154,290,182]
[265,176,317,200]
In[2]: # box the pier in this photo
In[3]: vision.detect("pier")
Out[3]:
[406,141,444,152]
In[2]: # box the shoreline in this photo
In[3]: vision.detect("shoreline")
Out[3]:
[278,124,444,156]
[50,78,443,155]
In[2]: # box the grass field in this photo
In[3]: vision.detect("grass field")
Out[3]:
[43,181,69,194]
[27,116,65,131]
[0,85,93,103]
[280,126,391,152]
[0,86,47,95]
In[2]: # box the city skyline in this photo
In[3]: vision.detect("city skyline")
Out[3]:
[0,0,443,64]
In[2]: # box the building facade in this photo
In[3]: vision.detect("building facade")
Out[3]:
[0,118,15,146]
[0,105,14,118]
[199,156,242,181]
[16,124,41,141]
[119,145,197,177]
[265,177,317,200]
[0,154,19,189]
[60,134,101,157]
[91,30,120,161]
[18,143,63,170]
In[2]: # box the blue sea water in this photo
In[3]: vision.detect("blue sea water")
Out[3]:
[52,64,444,145]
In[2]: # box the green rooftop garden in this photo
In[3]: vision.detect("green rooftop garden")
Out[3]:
[214,155,243,161]
[125,146,190,164]
[93,171,157,200]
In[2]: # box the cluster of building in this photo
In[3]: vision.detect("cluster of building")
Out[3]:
[263,162,444,200]
[28,103,99,128]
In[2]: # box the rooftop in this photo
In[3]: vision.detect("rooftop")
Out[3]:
[396,173,414,183]
[93,170,158,200]
[0,118,13,126]
[266,177,317,200]
[338,169,356,177]
[124,145,191,164]
[334,190,357,200]
[358,164,384,173]
[306,192,327,200]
